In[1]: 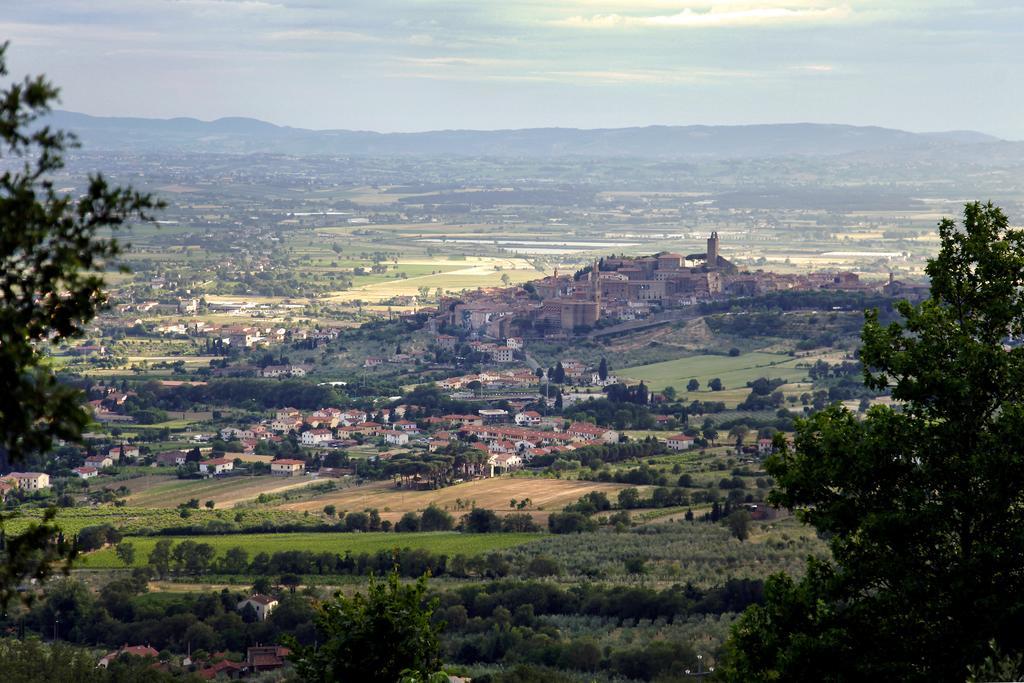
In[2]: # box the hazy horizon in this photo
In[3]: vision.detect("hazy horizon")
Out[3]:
[51,109,1011,139]
[4,1,1023,138]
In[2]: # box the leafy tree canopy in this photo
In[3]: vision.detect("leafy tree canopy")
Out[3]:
[723,202,1024,681]
[287,570,443,683]
[0,42,159,606]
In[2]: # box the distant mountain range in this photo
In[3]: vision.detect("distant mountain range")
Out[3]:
[44,110,1004,158]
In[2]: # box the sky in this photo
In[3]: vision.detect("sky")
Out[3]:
[2,1,1023,137]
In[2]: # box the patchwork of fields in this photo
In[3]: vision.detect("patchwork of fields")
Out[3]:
[278,476,637,522]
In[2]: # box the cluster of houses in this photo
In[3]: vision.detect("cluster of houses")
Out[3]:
[95,595,289,677]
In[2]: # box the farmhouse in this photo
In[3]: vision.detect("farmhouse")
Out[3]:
[8,472,50,490]
[488,452,523,474]
[270,459,306,476]
[97,645,160,668]
[107,445,140,460]
[666,434,696,451]
[199,458,234,475]
[72,466,98,479]
[247,645,291,672]
[85,454,114,469]
[237,594,278,621]
[155,450,189,467]
[260,364,309,378]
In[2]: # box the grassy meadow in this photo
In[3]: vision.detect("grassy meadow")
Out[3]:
[82,531,541,568]
[619,351,808,392]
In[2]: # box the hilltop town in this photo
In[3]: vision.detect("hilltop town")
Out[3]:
[432,232,920,339]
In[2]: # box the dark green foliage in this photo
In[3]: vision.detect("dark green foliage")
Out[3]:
[724,203,1024,681]
[75,524,122,552]
[420,505,455,531]
[547,512,598,534]
[0,637,180,683]
[396,512,422,533]
[0,44,158,604]
[0,44,160,463]
[726,510,751,542]
[287,571,443,683]
[462,508,501,533]
[500,513,541,532]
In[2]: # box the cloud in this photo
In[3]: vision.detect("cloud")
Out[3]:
[266,28,381,42]
[556,5,854,28]
[546,67,758,83]
[399,56,531,67]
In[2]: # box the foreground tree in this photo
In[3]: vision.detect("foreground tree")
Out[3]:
[0,42,160,606]
[287,570,444,682]
[722,202,1024,681]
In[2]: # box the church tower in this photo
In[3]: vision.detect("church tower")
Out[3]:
[706,232,719,267]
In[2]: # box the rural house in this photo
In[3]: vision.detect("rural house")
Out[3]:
[666,434,696,450]
[270,459,305,476]
[237,594,279,621]
[199,458,234,475]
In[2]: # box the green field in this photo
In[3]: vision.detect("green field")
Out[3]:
[82,531,541,568]
[3,506,322,537]
[619,352,807,392]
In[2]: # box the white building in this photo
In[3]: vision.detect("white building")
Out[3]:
[385,431,410,446]
[666,434,696,451]
[514,411,542,426]
[199,458,234,475]
[237,594,279,621]
[300,429,334,446]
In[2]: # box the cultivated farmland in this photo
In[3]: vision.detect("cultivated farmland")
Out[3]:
[277,476,638,521]
[618,351,808,392]
[82,531,540,568]
[128,475,323,509]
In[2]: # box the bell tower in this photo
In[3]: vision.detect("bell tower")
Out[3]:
[706,232,719,267]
